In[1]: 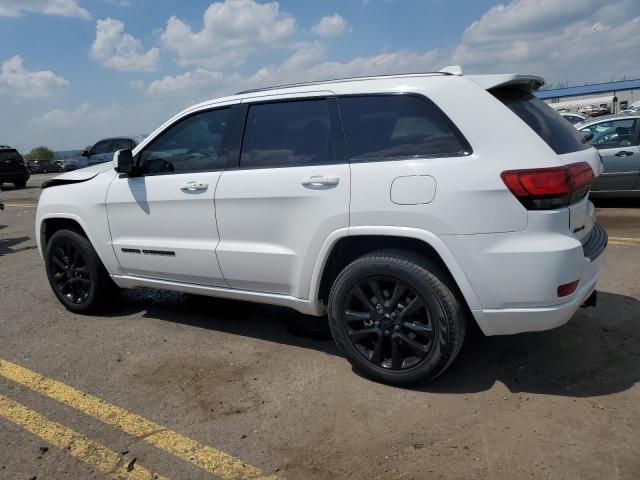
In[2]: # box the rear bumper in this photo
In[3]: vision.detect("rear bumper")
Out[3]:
[478,252,604,335]
[0,170,30,182]
[442,214,607,336]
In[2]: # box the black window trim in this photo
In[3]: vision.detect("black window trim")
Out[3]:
[335,92,473,164]
[132,104,236,178]
[225,96,349,171]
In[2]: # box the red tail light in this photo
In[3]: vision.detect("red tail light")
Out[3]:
[501,162,594,210]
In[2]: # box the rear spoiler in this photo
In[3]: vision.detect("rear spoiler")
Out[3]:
[466,74,545,92]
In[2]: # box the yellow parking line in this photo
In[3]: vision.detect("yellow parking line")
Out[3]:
[2,203,37,208]
[608,236,640,243]
[0,394,166,480]
[609,241,640,247]
[0,359,277,480]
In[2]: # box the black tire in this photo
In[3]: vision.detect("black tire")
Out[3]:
[328,249,466,385]
[13,180,26,189]
[45,229,119,313]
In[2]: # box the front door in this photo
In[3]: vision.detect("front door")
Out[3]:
[215,94,350,298]
[581,118,640,192]
[106,106,233,286]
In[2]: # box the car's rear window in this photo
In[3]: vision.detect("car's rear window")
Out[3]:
[0,150,21,161]
[492,88,591,155]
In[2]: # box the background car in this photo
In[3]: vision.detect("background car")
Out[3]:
[561,112,586,124]
[28,159,63,174]
[59,135,147,171]
[0,145,30,188]
[576,113,640,196]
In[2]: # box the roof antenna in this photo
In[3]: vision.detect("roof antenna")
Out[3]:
[439,65,463,76]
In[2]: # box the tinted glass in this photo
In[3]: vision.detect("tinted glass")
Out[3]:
[580,118,639,149]
[240,99,334,168]
[139,108,230,174]
[91,140,112,155]
[492,88,591,155]
[110,138,131,151]
[338,95,468,161]
[0,150,21,161]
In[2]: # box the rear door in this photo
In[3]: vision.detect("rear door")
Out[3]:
[214,93,350,298]
[579,118,640,192]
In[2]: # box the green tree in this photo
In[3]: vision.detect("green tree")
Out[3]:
[25,146,55,161]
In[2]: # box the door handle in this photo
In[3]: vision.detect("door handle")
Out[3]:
[301,176,339,188]
[180,181,208,191]
[615,151,634,157]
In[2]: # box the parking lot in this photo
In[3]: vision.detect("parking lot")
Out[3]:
[1,175,639,480]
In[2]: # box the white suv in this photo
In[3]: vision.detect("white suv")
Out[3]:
[36,70,607,385]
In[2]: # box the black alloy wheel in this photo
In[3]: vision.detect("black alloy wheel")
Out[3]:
[342,276,438,370]
[328,250,467,385]
[49,241,92,305]
[45,229,118,312]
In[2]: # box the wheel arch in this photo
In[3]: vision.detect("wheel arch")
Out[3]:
[38,213,121,277]
[311,227,488,333]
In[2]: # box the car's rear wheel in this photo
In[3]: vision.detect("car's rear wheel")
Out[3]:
[13,180,26,189]
[45,229,118,313]
[328,250,466,385]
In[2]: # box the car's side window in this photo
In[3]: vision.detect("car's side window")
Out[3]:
[580,119,639,149]
[240,99,335,168]
[90,140,111,155]
[138,108,230,175]
[110,138,131,152]
[338,95,470,161]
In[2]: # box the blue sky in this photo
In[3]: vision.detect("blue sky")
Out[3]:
[1,0,640,151]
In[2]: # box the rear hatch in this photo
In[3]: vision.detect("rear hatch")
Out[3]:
[489,86,602,245]
[0,149,25,174]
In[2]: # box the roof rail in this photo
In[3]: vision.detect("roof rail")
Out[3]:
[235,71,452,95]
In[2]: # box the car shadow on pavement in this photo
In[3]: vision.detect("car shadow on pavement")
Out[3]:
[423,291,640,397]
[104,288,639,397]
[593,198,640,209]
[108,288,339,356]
[0,235,36,256]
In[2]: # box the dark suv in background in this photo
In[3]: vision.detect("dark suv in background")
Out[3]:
[58,136,147,171]
[0,146,30,189]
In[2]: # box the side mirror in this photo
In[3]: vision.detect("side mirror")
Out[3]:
[582,132,594,143]
[81,150,90,158]
[114,149,135,175]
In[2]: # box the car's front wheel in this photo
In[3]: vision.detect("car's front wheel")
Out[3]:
[328,250,466,385]
[13,180,26,189]
[45,229,118,313]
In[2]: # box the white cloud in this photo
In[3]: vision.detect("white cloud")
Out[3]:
[138,44,439,102]
[0,55,69,99]
[145,69,229,96]
[312,14,348,37]
[91,18,160,72]
[0,0,90,19]
[29,101,168,147]
[31,103,114,129]
[451,0,640,84]
[161,0,297,69]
